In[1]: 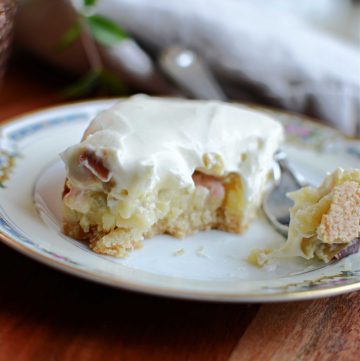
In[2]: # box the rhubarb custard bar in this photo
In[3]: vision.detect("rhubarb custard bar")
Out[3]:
[61,96,283,257]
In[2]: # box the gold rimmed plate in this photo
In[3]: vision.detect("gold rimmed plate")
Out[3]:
[0,99,360,302]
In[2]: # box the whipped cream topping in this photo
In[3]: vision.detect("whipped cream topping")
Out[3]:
[61,95,283,214]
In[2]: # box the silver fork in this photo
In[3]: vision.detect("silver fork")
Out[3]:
[262,150,308,237]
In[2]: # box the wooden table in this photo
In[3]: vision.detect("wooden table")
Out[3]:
[0,57,359,361]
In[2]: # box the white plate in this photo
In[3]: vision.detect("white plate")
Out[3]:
[1,99,360,302]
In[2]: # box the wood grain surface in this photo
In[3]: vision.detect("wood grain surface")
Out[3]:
[0,55,359,361]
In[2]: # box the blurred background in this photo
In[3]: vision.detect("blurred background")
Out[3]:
[1,0,359,134]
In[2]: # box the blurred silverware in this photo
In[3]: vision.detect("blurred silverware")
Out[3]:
[159,46,227,101]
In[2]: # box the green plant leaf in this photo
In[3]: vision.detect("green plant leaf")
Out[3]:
[56,22,81,52]
[99,70,128,95]
[84,0,97,6]
[85,15,128,47]
[60,71,100,99]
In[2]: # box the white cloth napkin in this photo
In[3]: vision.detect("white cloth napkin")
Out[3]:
[16,0,360,135]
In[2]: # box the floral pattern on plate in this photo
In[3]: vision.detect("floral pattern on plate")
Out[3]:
[0,100,359,302]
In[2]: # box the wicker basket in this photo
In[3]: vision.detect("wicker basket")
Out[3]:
[0,0,16,85]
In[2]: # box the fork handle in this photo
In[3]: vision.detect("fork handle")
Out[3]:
[275,150,309,188]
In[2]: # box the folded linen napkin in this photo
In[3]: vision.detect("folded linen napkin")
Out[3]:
[16,0,360,135]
